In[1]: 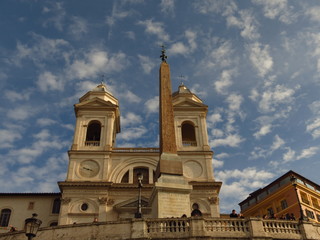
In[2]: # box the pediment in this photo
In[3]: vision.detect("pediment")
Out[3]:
[75,97,117,109]
[173,98,207,108]
[114,197,149,209]
[113,197,152,214]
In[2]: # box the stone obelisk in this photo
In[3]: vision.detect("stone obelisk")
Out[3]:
[156,48,183,176]
[150,47,192,218]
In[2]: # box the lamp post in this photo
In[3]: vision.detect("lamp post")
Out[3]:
[24,213,42,240]
[290,175,308,221]
[135,172,143,218]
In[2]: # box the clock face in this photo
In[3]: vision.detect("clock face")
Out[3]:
[79,160,100,178]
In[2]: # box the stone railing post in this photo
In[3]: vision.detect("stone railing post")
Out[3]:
[131,219,148,239]
[189,217,206,237]
[299,221,320,240]
[248,217,267,239]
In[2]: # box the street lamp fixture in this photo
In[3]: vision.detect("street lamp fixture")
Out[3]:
[290,175,308,221]
[24,213,42,240]
[135,172,143,218]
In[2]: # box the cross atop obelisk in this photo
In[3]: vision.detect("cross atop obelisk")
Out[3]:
[156,46,183,177]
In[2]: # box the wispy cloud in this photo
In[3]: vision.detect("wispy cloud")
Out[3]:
[210,134,245,148]
[138,55,157,74]
[144,96,159,114]
[160,0,175,16]
[247,42,273,77]
[252,0,296,24]
[137,19,170,42]
[253,124,272,139]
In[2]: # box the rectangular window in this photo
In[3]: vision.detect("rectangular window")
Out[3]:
[267,207,274,216]
[300,191,309,205]
[317,214,320,222]
[305,209,315,219]
[52,198,61,214]
[28,202,34,210]
[311,197,320,210]
[281,199,288,210]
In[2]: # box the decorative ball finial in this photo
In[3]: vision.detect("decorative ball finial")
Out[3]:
[160,45,168,62]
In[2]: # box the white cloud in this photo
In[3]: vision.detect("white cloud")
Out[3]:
[122,90,141,104]
[226,93,243,112]
[211,128,224,138]
[7,106,35,121]
[138,55,157,74]
[67,50,128,80]
[194,0,237,16]
[33,129,51,140]
[4,89,32,102]
[68,16,88,38]
[258,85,297,113]
[145,96,159,114]
[124,31,135,40]
[214,69,235,94]
[190,83,208,98]
[215,167,274,212]
[117,126,147,140]
[37,118,57,127]
[305,6,320,22]
[227,10,260,40]
[168,30,197,56]
[210,134,245,147]
[160,0,175,16]
[296,146,318,160]
[306,118,320,139]
[37,71,64,92]
[309,100,320,114]
[42,2,66,31]
[248,42,273,77]
[212,158,224,168]
[0,129,22,149]
[253,124,272,139]
[121,112,142,127]
[283,147,295,163]
[14,34,69,66]
[252,0,295,24]
[216,167,274,182]
[215,153,229,159]
[250,146,268,160]
[270,134,285,151]
[249,88,259,101]
[207,112,223,125]
[137,19,170,42]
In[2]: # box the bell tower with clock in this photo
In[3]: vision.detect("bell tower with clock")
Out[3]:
[65,83,120,182]
[58,83,121,225]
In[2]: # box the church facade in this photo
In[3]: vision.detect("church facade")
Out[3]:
[0,55,221,232]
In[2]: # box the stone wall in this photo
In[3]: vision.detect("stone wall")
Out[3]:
[1,217,319,240]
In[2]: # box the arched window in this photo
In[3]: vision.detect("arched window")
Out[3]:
[52,198,61,214]
[191,203,202,217]
[133,167,149,184]
[85,121,101,146]
[181,122,197,146]
[121,171,129,183]
[0,209,11,227]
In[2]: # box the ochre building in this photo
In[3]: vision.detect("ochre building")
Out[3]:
[239,170,320,223]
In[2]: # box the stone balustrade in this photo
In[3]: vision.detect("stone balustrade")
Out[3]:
[1,217,319,240]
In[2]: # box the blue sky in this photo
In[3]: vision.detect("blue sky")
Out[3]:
[1,0,320,213]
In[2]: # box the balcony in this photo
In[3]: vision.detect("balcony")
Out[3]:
[84,141,100,146]
[182,141,197,147]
